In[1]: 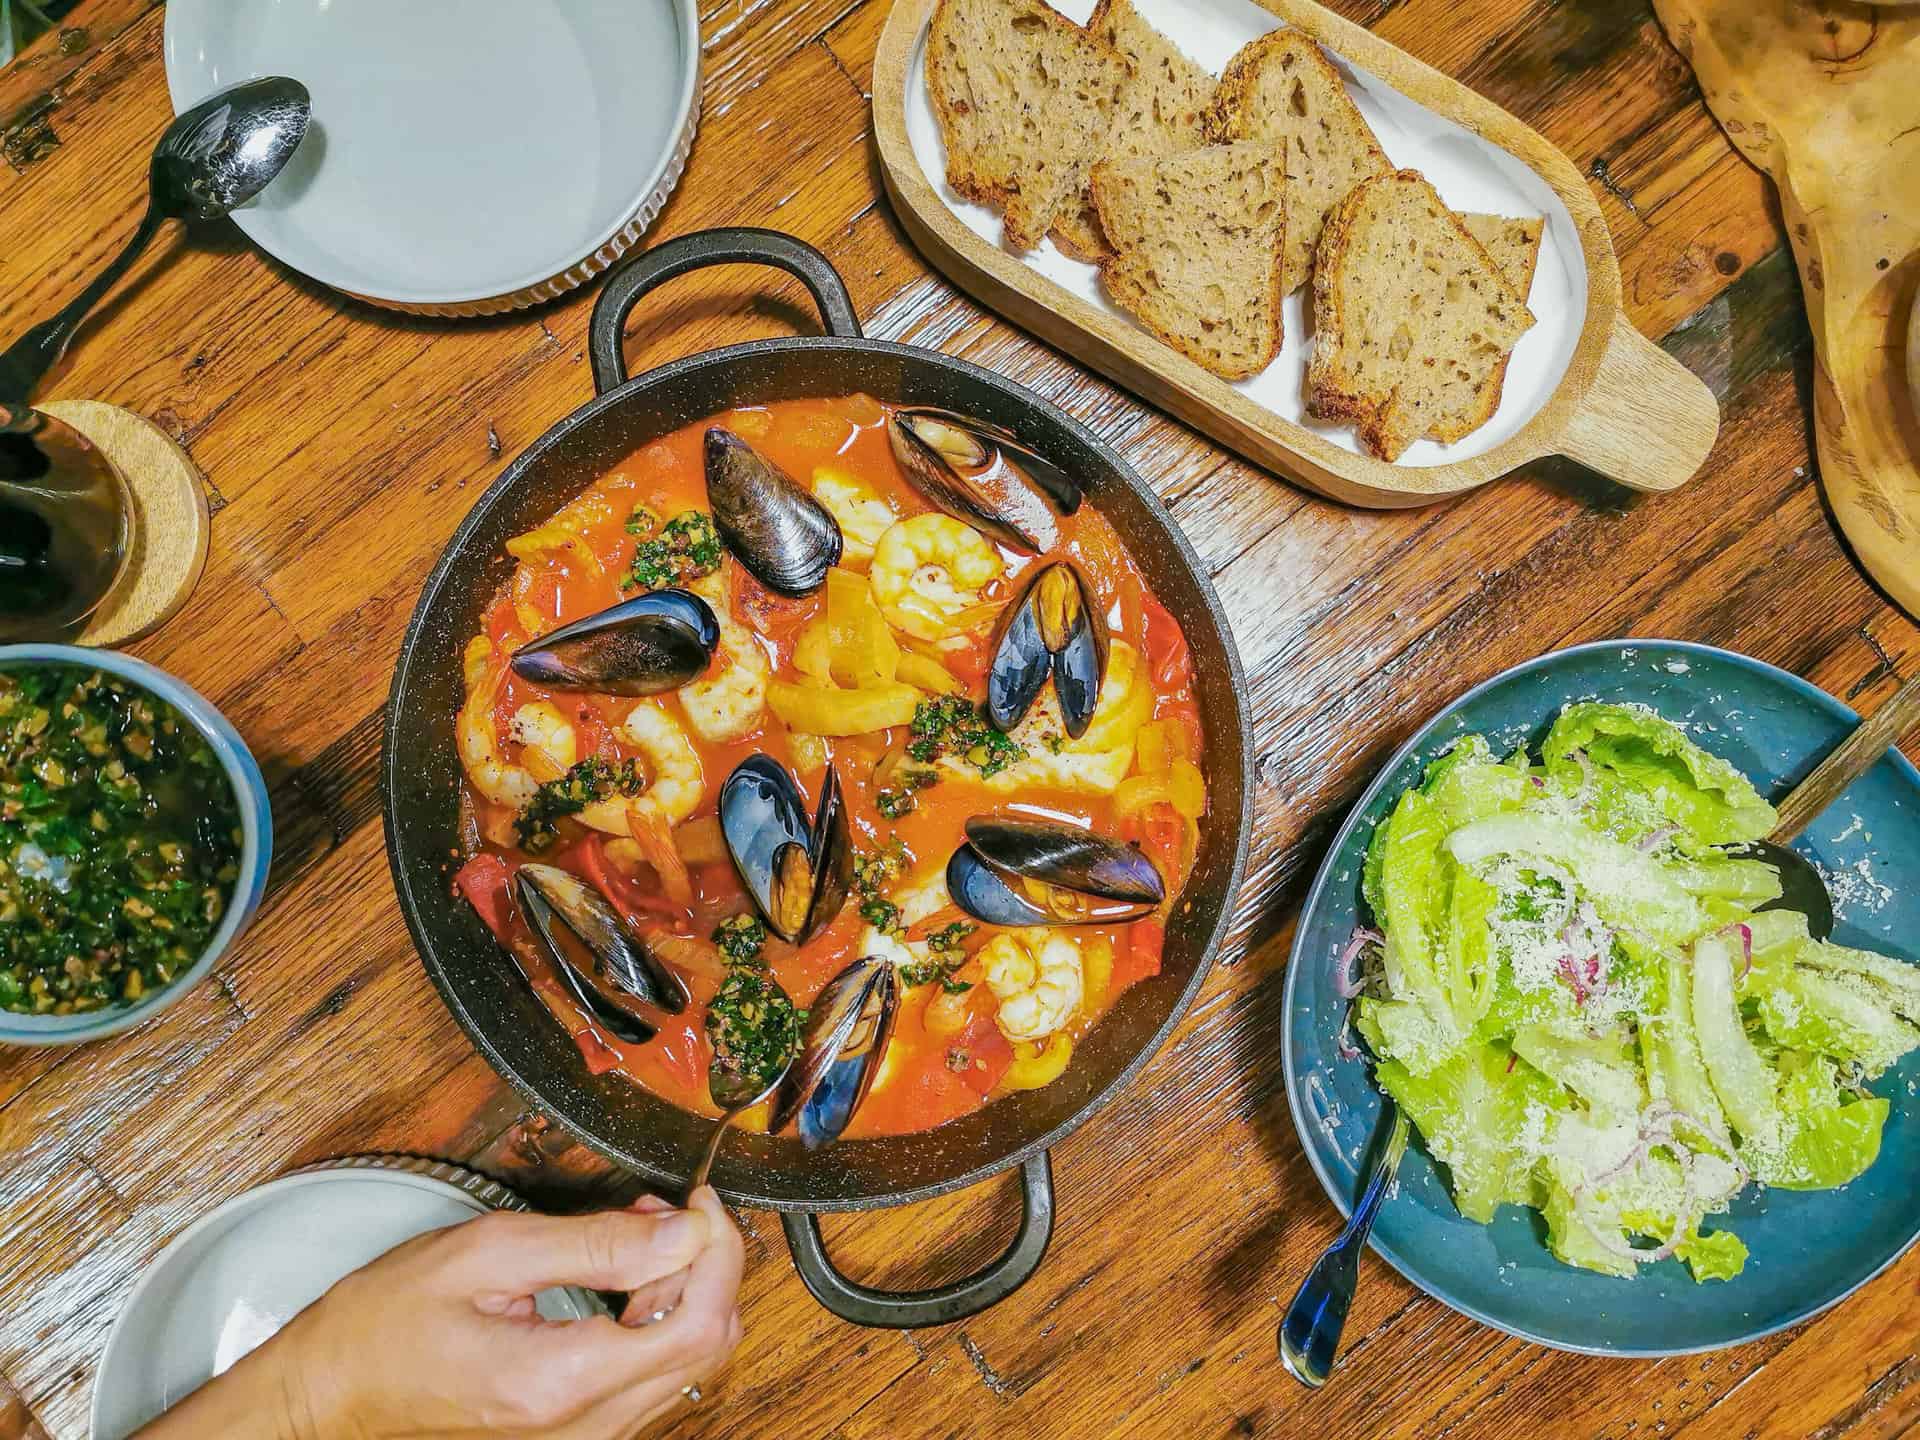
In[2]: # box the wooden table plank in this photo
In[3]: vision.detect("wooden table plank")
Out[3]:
[2,0,1916,1436]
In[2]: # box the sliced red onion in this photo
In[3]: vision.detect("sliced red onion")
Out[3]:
[1334,927,1382,1000]
[1637,824,1680,853]
[1335,1019,1361,1062]
[1718,921,1754,980]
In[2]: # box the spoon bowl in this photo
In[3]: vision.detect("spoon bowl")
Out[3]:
[0,76,311,430]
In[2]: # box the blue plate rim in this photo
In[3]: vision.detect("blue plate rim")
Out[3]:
[1280,637,1920,1357]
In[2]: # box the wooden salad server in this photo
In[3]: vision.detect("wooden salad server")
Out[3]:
[1653,0,1920,619]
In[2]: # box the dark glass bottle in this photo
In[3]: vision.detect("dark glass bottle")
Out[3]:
[0,412,131,642]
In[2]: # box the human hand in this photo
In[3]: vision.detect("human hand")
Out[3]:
[138,1186,745,1440]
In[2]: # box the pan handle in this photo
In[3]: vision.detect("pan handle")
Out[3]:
[779,1153,1055,1328]
[588,228,865,395]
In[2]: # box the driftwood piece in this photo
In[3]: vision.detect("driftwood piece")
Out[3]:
[1654,0,1920,618]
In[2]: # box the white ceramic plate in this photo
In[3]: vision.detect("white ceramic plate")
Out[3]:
[163,0,701,315]
[90,1157,603,1440]
[903,0,1587,468]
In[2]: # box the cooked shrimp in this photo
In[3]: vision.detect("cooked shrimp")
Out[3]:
[507,702,576,782]
[870,514,1004,641]
[680,571,770,744]
[980,929,1085,1043]
[458,638,538,812]
[812,466,899,567]
[606,701,705,828]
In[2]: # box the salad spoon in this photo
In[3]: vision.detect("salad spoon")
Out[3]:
[1734,669,1920,941]
[0,76,311,433]
[1278,1100,1409,1389]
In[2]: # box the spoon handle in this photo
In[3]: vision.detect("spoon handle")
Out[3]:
[1279,1102,1409,1389]
[0,203,164,431]
[1772,670,1920,843]
[685,1110,738,1199]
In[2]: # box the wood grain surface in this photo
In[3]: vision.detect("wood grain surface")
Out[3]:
[1,2,1917,1438]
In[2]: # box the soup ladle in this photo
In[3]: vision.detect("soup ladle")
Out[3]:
[0,76,311,433]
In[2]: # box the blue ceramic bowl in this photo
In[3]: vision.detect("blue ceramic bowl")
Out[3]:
[1285,640,1920,1355]
[0,646,272,1046]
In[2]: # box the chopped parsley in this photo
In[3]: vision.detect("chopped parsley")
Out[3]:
[851,841,909,936]
[860,896,902,935]
[706,963,802,1097]
[0,666,242,1015]
[712,913,768,966]
[906,696,1023,779]
[899,921,977,990]
[513,757,645,853]
[624,504,660,537]
[622,510,721,592]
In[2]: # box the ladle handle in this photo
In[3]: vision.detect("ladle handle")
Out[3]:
[780,1152,1054,1328]
[587,227,864,397]
[0,203,165,432]
[1771,671,1920,842]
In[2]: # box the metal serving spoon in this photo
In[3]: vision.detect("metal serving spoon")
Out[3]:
[0,76,311,432]
[1278,1100,1409,1389]
[684,981,798,1198]
[1732,669,1920,941]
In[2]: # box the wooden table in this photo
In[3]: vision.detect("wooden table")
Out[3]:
[1,2,1916,1437]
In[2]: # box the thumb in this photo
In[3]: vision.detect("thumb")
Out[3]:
[453,1207,712,1302]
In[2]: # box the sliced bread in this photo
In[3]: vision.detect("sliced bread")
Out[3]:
[1307,170,1536,460]
[925,0,1129,253]
[1461,213,1544,299]
[1092,142,1288,380]
[1051,0,1217,261]
[1204,30,1391,294]
[1459,213,1545,426]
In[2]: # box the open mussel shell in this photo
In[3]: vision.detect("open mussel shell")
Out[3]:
[719,756,853,945]
[705,427,842,596]
[987,560,1108,737]
[515,864,691,1043]
[510,590,719,695]
[768,954,900,1148]
[887,407,1081,554]
[947,816,1164,927]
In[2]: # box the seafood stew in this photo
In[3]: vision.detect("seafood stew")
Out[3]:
[449,393,1210,1144]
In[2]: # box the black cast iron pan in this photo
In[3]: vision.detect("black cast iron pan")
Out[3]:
[383,229,1253,1326]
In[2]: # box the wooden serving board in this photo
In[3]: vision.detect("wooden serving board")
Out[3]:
[873,0,1721,508]
[1653,0,1920,621]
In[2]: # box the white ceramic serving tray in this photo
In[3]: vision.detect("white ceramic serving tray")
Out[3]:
[875,0,1720,506]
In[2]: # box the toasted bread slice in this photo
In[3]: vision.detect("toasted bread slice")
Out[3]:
[1092,142,1287,380]
[1204,29,1390,294]
[1051,0,1217,261]
[1307,170,1536,460]
[925,0,1129,253]
[1459,213,1545,425]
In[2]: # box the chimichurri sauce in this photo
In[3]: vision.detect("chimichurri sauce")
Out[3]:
[0,666,242,1014]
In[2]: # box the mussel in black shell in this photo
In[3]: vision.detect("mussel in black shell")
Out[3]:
[987,560,1107,738]
[510,589,719,695]
[946,816,1164,927]
[515,863,692,1043]
[705,427,842,596]
[887,407,1082,555]
[719,755,852,946]
[768,953,899,1149]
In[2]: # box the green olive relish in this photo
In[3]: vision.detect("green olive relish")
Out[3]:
[0,666,243,1014]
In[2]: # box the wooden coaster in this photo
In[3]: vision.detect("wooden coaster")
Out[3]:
[36,400,211,647]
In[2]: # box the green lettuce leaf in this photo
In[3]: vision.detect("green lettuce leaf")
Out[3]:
[1421,735,1530,829]
[1692,930,1784,1150]
[1542,702,1777,847]
[1512,1023,1643,1116]
[1374,1042,1560,1223]
[1363,788,1465,1063]
[1751,964,1920,1076]
[1447,814,1708,944]
[1760,1054,1889,1190]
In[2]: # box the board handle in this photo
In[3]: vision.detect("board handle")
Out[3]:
[1555,312,1720,493]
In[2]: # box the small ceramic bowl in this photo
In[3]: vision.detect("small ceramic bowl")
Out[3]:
[0,646,271,1046]
[162,0,703,315]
